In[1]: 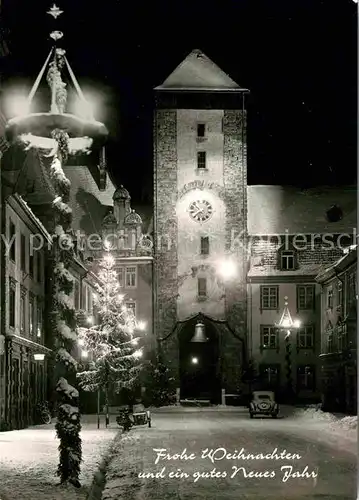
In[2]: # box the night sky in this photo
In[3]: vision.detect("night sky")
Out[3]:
[1,0,357,203]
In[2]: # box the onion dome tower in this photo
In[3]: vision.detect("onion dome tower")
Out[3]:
[113,184,131,228]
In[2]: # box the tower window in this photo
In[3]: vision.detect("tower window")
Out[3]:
[200,237,209,255]
[197,151,207,169]
[197,123,205,138]
[198,278,207,298]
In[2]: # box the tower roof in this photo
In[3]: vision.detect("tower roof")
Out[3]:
[113,185,131,201]
[155,49,248,92]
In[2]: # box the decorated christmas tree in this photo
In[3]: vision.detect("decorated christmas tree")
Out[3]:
[77,246,144,419]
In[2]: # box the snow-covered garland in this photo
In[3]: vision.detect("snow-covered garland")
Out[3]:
[49,127,82,486]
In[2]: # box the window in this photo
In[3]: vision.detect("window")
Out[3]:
[9,220,16,262]
[297,325,314,349]
[337,324,347,352]
[197,151,207,169]
[21,234,26,272]
[29,294,34,336]
[82,283,87,310]
[260,286,278,309]
[9,279,16,328]
[125,301,136,318]
[29,252,34,278]
[118,267,124,287]
[297,285,315,310]
[197,123,205,138]
[198,277,207,298]
[337,280,343,312]
[327,330,334,353]
[37,303,43,339]
[327,287,333,309]
[326,323,334,353]
[74,279,80,310]
[260,326,278,351]
[280,250,295,270]
[87,287,93,313]
[347,272,356,306]
[200,236,209,255]
[125,266,137,288]
[36,251,42,282]
[297,365,315,391]
[259,364,280,387]
[20,287,26,333]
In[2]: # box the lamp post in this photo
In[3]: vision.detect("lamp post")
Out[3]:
[275,296,301,402]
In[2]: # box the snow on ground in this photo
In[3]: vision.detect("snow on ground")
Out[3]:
[293,406,357,443]
[0,415,118,500]
[101,409,357,499]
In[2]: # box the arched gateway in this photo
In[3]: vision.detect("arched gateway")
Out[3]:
[159,313,245,405]
[179,314,221,403]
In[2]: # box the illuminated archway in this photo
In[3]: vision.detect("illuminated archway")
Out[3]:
[178,314,221,404]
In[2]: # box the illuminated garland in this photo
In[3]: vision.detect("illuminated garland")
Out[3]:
[46,48,82,485]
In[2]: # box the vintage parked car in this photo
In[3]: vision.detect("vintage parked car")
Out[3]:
[249,391,279,418]
[116,403,151,431]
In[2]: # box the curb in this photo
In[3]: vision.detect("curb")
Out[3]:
[150,406,249,413]
[86,431,122,500]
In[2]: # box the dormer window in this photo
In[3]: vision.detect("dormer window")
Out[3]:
[280,250,295,271]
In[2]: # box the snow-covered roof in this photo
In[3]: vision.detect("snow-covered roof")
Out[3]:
[248,263,326,279]
[11,193,52,243]
[155,49,248,91]
[316,245,357,283]
[247,185,357,235]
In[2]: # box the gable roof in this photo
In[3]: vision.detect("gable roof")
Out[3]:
[247,185,357,235]
[155,49,247,91]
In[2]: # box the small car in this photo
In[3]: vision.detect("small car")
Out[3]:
[249,391,279,418]
[116,404,151,431]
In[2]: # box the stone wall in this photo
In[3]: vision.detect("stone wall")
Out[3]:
[222,109,248,389]
[153,110,179,382]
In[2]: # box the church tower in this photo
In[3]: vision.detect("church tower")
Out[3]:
[153,49,249,403]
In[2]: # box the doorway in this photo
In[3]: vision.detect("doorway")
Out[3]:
[179,316,221,404]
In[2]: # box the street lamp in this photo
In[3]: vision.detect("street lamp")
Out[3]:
[275,296,301,401]
[217,257,237,281]
[34,353,45,361]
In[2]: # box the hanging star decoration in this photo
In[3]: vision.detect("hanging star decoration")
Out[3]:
[47,4,64,19]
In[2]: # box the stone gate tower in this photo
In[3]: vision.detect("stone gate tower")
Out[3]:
[153,49,249,403]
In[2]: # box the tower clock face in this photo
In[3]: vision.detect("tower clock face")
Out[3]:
[188,200,213,223]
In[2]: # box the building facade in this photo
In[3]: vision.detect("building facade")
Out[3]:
[316,245,357,413]
[100,185,153,350]
[0,141,116,427]
[0,194,51,429]
[152,50,357,404]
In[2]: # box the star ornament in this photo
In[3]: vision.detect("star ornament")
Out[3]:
[47,4,64,19]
